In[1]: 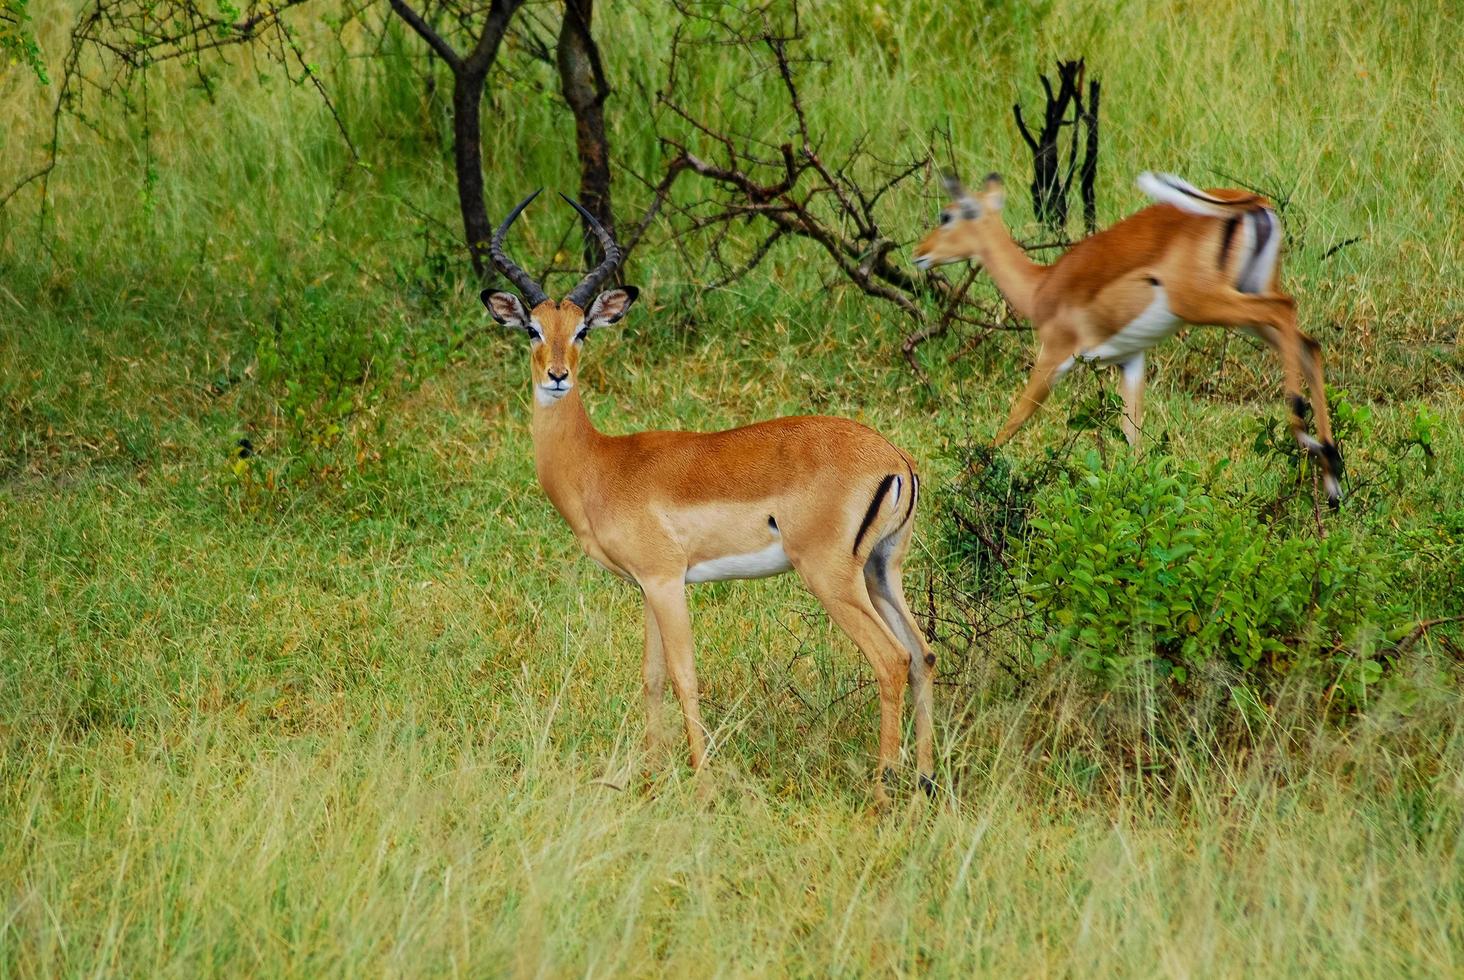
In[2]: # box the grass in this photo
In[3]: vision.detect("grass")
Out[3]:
[3,0,1463,975]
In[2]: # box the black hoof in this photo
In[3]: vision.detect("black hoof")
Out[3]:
[918,773,938,797]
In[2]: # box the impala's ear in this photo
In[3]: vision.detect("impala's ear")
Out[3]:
[584,286,639,327]
[982,172,1005,213]
[482,290,531,330]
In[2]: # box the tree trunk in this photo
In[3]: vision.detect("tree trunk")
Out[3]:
[1013,59,1085,233]
[452,66,494,280]
[388,0,523,283]
[557,0,615,267]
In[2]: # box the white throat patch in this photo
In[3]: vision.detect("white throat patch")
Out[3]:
[536,384,572,406]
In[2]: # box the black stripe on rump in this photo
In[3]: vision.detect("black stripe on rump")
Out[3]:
[1218,216,1240,270]
[852,474,898,556]
[901,470,918,527]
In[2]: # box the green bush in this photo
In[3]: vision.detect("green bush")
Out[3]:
[1022,452,1387,692]
[238,286,446,498]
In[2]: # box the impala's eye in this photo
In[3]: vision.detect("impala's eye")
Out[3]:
[939,211,953,226]
[573,326,590,344]
[527,326,543,342]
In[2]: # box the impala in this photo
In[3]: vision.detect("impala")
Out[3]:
[483,191,935,806]
[913,171,1342,505]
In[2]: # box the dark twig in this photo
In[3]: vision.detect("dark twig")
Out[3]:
[1321,237,1361,261]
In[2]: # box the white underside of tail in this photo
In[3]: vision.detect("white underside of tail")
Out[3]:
[1137,171,1237,218]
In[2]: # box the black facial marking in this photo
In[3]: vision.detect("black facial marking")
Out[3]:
[1145,276,1161,287]
[918,773,937,797]
[767,515,778,531]
[852,474,898,556]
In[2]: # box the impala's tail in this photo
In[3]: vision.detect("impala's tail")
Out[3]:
[1137,171,1266,218]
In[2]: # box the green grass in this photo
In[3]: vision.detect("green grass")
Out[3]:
[3,0,1463,975]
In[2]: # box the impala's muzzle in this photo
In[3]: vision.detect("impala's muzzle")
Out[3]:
[911,248,962,271]
[539,368,572,402]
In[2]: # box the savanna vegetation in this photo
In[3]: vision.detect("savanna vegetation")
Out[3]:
[2,0,1462,974]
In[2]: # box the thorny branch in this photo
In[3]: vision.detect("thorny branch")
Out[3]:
[632,0,1002,388]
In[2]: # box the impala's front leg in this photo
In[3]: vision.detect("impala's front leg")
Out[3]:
[641,578,708,773]
[993,328,1079,446]
[1119,353,1146,448]
[642,601,668,758]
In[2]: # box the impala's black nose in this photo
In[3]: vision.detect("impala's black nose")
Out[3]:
[547,368,569,383]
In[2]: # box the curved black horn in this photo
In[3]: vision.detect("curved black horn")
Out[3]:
[490,190,549,308]
[560,193,623,310]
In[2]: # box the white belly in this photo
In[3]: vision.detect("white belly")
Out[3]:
[685,541,793,583]
[1081,287,1181,365]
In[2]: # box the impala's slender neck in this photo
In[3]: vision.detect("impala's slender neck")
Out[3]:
[974,218,1048,320]
[531,386,602,522]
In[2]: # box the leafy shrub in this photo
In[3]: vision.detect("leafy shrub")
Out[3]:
[235,286,447,498]
[1022,452,1386,692]
[936,376,1123,591]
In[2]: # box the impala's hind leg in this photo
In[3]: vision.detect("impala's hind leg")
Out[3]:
[1244,324,1341,489]
[864,527,935,795]
[796,556,911,810]
[1170,288,1341,505]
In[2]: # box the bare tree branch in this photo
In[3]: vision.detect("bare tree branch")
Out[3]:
[637,4,1006,383]
[387,0,462,69]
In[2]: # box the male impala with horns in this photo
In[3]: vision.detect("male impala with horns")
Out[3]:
[485,191,936,808]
